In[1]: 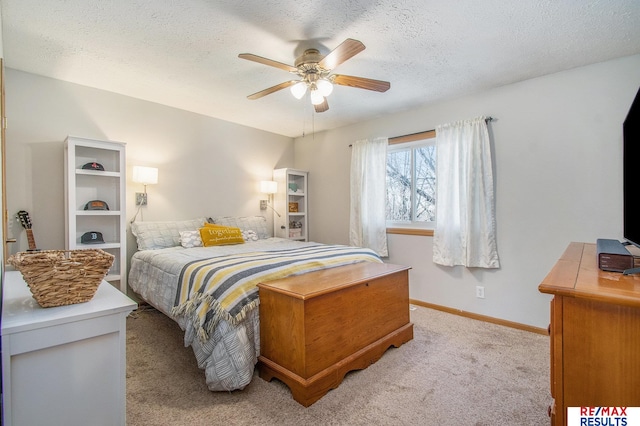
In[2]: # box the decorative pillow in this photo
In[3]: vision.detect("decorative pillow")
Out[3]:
[199,226,245,246]
[208,216,269,239]
[179,230,203,248]
[242,230,259,242]
[131,217,207,250]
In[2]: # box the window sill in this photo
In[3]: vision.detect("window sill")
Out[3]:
[386,228,434,236]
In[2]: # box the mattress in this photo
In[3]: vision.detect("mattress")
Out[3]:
[128,237,382,391]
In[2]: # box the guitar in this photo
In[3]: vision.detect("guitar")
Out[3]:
[16,210,38,251]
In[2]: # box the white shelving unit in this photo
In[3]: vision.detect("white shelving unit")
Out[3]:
[273,168,308,241]
[64,136,126,292]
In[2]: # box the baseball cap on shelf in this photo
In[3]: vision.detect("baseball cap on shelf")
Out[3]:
[84,200,109,210]
[82,162,105,171]
[80,231,105,244]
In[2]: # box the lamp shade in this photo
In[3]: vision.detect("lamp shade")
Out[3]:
[290,81,307,99]
[132,166,158,185]
[260,180,277,194]
[316,78,333,97]
[310,88,324,105]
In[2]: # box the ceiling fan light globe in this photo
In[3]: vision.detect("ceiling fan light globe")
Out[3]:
[317,79,333,97]
[310,89,324,105]
[290,82,307,99]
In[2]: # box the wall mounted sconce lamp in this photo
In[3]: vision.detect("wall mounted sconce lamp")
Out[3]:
[133,166,159,206]
[260,180,281,217]
[130,166,159,224]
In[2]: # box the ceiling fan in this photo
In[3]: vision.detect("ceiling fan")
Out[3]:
[238,38,390,113]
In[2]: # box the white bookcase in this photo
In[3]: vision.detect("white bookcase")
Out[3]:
[64,136,127,292]
[273,168,308,241]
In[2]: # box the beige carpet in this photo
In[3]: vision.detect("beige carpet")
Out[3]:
[126,305,550,425]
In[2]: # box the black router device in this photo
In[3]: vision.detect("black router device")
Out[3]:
[596,239,634,273]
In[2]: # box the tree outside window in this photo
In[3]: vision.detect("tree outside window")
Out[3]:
[386,139,436,227]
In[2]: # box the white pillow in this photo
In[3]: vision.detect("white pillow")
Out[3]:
[180,230,203,248]
[131,217,207,250]
[209,216,269,239]
[242,230,259,242]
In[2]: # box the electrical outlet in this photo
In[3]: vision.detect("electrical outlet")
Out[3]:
[135,192,147,206]
[260,200,267,210]
[476,286,485,299]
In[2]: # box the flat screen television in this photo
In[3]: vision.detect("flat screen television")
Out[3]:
[623,86,640,248]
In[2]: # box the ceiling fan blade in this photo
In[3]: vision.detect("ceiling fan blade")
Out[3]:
[318,38,365,70]
[332,74,390,92]
[247,80,298,100]
[238,53,298,73]
[314,98,329,113]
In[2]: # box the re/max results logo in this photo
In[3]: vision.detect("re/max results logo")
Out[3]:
[567,407,640,426]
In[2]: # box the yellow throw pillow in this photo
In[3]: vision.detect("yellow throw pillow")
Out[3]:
[199,226,245,246]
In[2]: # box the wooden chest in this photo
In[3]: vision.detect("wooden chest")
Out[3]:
[257,262,413,406]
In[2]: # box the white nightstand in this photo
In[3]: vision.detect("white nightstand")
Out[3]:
[1,270,137,426]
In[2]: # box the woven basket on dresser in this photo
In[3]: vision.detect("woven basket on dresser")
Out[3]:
[8,249,115,308]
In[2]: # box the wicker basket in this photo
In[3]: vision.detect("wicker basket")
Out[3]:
[8,249,115,308]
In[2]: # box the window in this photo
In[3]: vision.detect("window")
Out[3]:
[386,131,436,231]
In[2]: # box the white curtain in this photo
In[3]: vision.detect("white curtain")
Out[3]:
[349,137,389,257]
[433,117,500,268]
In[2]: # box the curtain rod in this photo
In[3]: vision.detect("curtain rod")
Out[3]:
[348,116,495,147]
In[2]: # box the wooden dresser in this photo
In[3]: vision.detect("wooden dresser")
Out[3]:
[257,262,413,407]
[538,242,640,426]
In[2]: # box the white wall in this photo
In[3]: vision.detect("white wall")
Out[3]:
[5,55,640,329]
[4,69,294,268]
[295,54,640,329]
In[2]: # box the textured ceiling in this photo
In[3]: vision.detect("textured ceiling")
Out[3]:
[2,0,640,138]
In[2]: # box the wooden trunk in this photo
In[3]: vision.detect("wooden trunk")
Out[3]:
[257,262,413,407]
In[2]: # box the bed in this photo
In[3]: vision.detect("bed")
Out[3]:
[127,216,383,391]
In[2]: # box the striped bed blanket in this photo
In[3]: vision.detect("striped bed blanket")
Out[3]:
[171,244,382,342]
